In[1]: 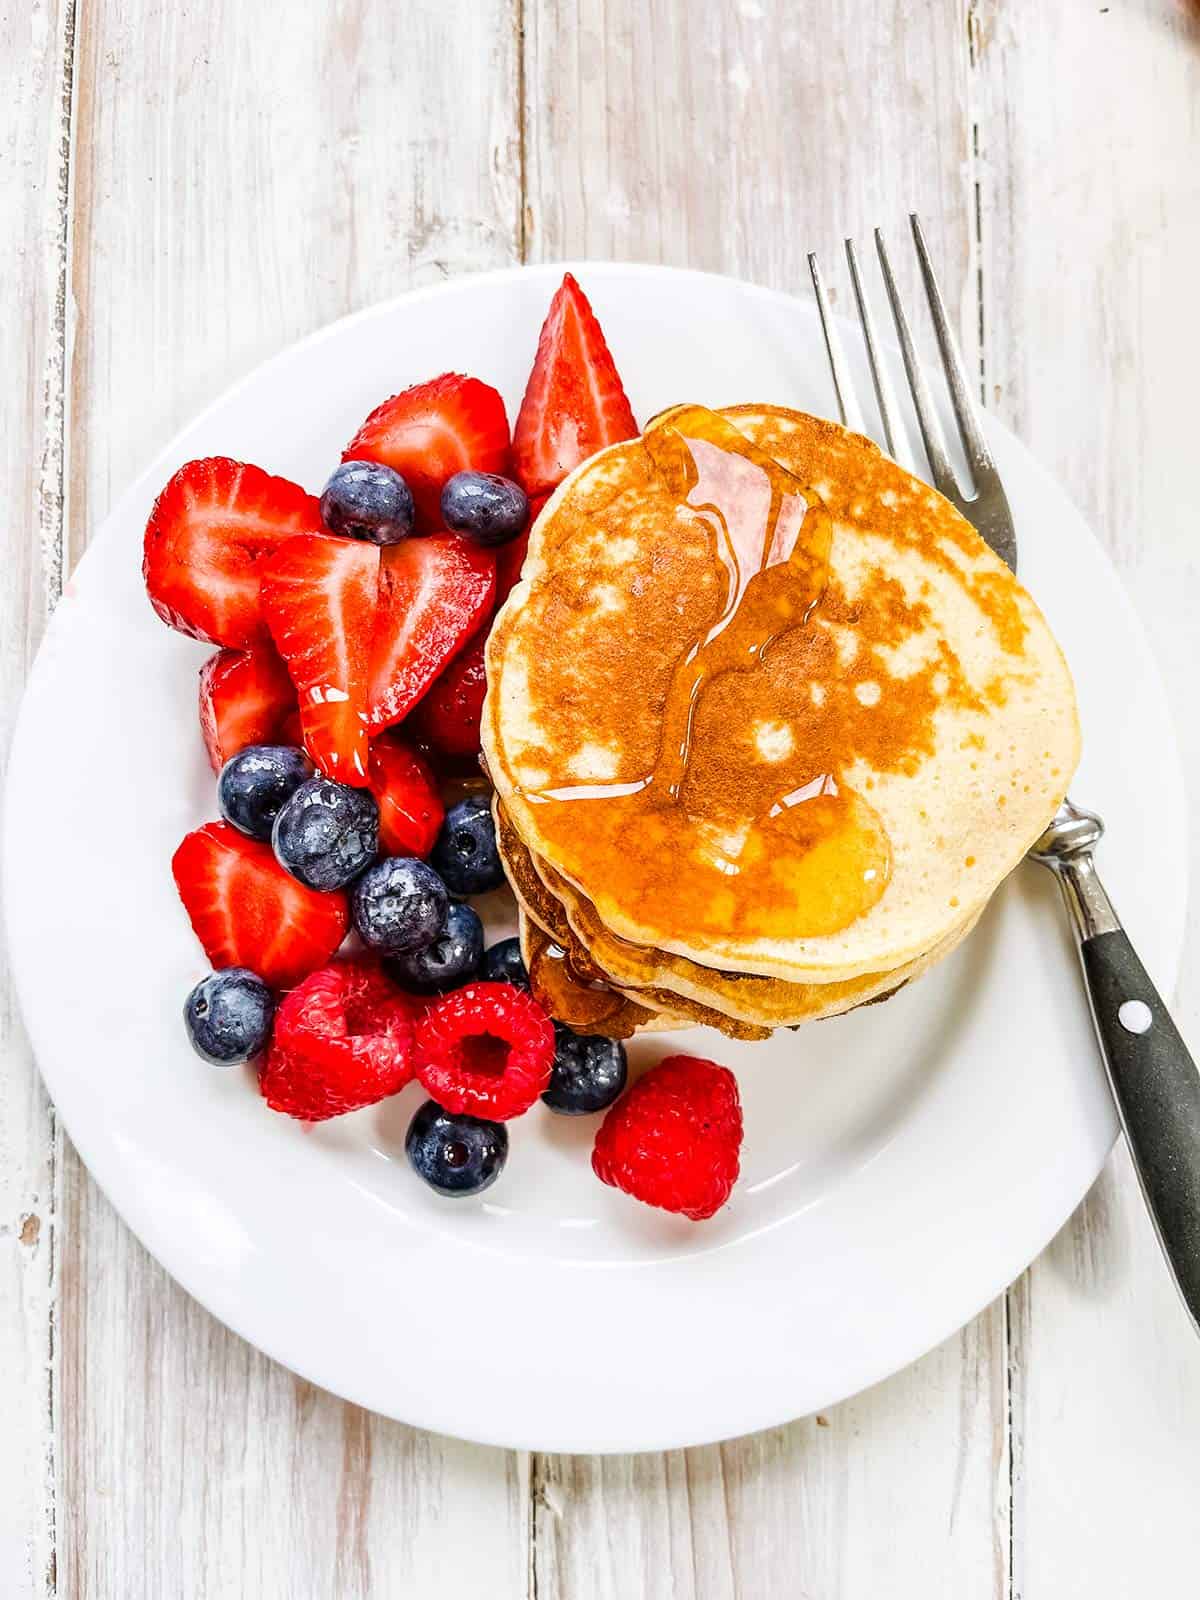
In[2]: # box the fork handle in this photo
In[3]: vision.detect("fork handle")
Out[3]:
[1055,854,1200,1331]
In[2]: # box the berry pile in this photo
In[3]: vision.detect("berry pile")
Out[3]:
[155,274,743,1217]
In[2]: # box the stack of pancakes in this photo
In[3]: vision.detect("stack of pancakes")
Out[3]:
[483,404,1080,1040]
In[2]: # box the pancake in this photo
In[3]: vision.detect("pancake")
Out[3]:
[497,798,979,1028]
[535,839,984,1026]
[484,404,1079,982]
[497,801,771,1040]
[516,913,706,1037]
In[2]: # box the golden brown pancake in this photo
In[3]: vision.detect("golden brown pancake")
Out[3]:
[497,797,979,1030]
[485,404,1079,984]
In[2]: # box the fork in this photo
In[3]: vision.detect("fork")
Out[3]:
[808,215,1200,1332]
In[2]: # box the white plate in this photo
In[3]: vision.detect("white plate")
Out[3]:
[4,263,1186,1453]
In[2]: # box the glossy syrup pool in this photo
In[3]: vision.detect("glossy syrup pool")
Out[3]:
[515,405,900,948]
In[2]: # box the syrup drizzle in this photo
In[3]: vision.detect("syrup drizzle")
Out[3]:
[520,404,893,943]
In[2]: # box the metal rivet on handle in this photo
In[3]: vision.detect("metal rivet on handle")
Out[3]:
[1118,1000,1153,1036]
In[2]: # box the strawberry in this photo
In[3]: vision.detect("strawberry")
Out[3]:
[143,458,322,647]
[198,646,298,772]
[511,274,638,498]
[368,536,495,734]
[407,632,488,759]
[172,821,349,991]
[260,534,379,787]
[367,737,444,857]
[344,374,511,530]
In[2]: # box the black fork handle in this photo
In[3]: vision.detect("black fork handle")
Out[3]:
[1055,857,1200,1333]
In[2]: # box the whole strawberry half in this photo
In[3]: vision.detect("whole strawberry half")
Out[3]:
[367,737,444,857]
[592,1054,743,1220]
[511,275,638,498]
[260,533,379,787]
[368,536,494,734]
[260,959,421,1121]
[344,373,511,530]
[172,821,349,991]
[143,457,323,648]
[198,645,298,772]
[406,632,487,760]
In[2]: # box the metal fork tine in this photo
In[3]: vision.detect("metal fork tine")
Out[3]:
[807,252,865,435]
[909,213,994,473]
[873,227,959,498]
[845,237,912,470]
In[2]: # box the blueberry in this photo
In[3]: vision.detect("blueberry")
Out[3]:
[351,855,449,955]
[541,1025,628,1114]
[320,460,415,545]
[481,936,529,989]
[218,744,314,841]
[385,901,483,992]
[430,795,505,897]
[184,968,274,1065]
[405,1100,507,1197]
[440,471,529,548]
[271,777,379,890]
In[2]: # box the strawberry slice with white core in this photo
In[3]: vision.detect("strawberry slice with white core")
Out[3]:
[143,457,322,647]
[172,821,349,991]
[198,645,298,772]
[344,374,511,530]
[511,274,638,498]
[367,536,495,734]
[260,534,379,787]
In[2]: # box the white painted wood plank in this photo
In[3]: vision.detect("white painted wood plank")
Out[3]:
[537,1315,1008,1599]
[976,1,1200,1594]
[0,1,75,1595]
[523,5,1009,1595]
[57,1,528,1594]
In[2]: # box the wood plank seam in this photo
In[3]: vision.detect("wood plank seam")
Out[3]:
[965,5,1017,1594]
[516,0,529,262]
[34,0,80,1592]
[40,0,78,612]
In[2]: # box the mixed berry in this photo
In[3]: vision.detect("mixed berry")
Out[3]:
[149,273,744,1215]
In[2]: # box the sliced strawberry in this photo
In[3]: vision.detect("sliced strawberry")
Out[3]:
[511,275,638,497]
[143,458,322,647]
[198,646,298,772]
[344,374,510,529]
[368,536,494,734]
[260,534,379,787]
[278,708,304,747]
[407,633,488,759]
[367,738,445,857]
[172,821,349,991]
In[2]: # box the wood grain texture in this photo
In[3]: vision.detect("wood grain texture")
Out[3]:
[56,1,527,1595]
[523,5,1010,1595]
[535,1319,1008,1600]
[0,1,75,1595]
[976,2,1200,1594]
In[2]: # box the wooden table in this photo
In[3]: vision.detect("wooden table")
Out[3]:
[4,2,1200,1593]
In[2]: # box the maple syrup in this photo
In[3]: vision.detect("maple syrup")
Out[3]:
[518,405,895,942]
[524,925,650,1036]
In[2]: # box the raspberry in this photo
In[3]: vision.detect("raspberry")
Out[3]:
[591,1054,743,1220]
[259,958,421,1121]
[414,982,554,1121]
